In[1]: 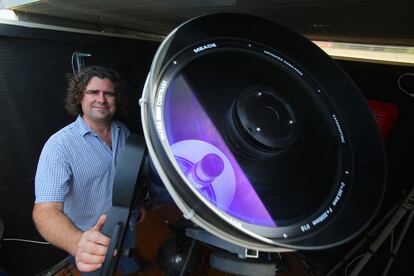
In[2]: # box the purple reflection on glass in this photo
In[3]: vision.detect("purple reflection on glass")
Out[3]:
[163,74,276,227]
[197,153,225,181]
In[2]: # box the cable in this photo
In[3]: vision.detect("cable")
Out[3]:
[2,238,50,245]
[382,210,413,276]
[348,187,414,276]
[70,51,92,76]
[326,205,399,276]
[294,253,315,276]
[71,51,77,75]
[179,238,196,276]
[397,73,414,98]
[36,256,72,276]
[300,256,315,276]
[344,254,364,276]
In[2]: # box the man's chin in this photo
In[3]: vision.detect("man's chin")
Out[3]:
[90,113,113,122]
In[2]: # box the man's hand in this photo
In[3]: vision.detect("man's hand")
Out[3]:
[75,214,110,272]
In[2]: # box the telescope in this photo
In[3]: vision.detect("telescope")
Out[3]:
[87,13,386,275]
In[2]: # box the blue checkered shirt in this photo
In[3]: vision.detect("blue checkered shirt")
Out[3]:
[35,115,130,231]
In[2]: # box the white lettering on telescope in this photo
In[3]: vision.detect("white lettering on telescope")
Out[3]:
[154,80,168,140]
[332,182,346,206]
[332,114,346,143]
[155,121,165,140]
[156,80,167,106]
[300,223,311,232]
[264,50,283,62]
[302,181,346,231]
[193,43,217,53]
[155,106,162,121]
[312,207,333,226]
[283,60,303,76]
[263,50,303,76]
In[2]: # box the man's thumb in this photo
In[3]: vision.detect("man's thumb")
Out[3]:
[92,214,107,231]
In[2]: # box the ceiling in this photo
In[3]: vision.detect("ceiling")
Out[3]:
[2,0,413,45]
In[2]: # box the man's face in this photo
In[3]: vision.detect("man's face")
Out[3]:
[81,76,117,124]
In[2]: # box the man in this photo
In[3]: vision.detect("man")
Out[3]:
[33,66,143,273]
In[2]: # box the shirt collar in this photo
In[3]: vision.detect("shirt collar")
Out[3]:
[75,115,92,136]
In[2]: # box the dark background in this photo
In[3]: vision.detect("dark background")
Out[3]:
[0,24,412,275]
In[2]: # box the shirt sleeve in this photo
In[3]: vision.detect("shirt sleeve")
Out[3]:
[34,138,72,203]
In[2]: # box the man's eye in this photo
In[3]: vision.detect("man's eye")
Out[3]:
[85,90,98,95]
[104,92,116,97]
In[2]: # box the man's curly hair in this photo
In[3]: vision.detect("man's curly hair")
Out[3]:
[65,66,127,118]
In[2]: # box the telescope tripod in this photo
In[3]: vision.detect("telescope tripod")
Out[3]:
[327,186,414,276]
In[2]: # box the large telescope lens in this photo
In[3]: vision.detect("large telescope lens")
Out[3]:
[141,13,385,250]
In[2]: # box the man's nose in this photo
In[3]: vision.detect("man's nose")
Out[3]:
[97,91,107,102]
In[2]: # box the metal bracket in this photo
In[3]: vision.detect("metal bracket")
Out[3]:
[185,228,259,259]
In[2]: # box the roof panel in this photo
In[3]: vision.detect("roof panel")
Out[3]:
[4,0,413,45]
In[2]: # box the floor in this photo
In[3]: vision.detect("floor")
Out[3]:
[60,204,323,276]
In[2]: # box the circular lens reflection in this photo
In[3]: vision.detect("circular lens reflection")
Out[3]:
[162,49,341,228]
